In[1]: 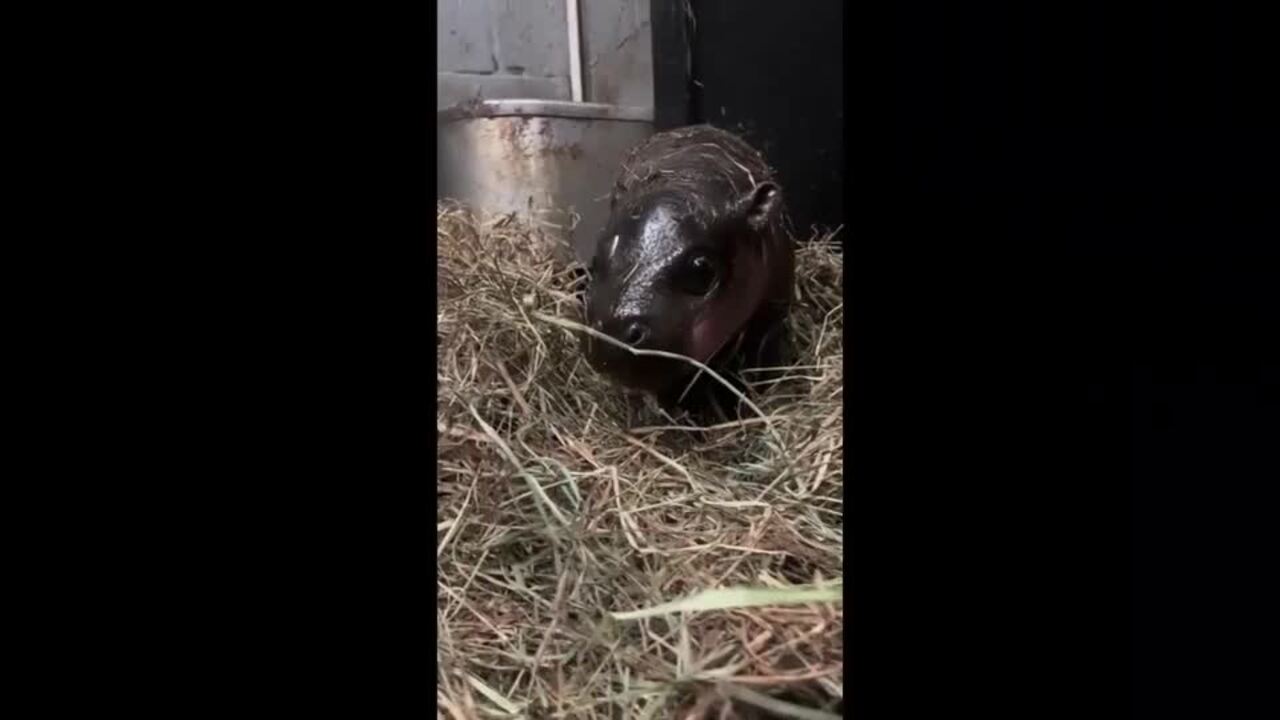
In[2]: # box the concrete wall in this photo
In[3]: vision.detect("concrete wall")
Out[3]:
[437,0,653,110]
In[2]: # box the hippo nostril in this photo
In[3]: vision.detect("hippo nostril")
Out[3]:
[621,322,648,347]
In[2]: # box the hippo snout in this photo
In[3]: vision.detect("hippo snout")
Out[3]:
[599,315,651,349]
[585,311,687,393]
[587,313,657,372]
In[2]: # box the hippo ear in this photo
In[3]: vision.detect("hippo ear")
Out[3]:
[737,182,781,231]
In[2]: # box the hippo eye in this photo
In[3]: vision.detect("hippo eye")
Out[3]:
[676,253,719,296]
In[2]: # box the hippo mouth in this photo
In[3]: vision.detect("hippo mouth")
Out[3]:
[583,334,696,395]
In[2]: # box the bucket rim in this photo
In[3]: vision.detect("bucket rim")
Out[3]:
[438,99,654,124]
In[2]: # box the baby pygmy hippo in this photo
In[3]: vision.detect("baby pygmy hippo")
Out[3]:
[581,125,795,423]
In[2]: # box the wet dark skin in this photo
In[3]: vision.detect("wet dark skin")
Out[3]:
[582,126,794,425]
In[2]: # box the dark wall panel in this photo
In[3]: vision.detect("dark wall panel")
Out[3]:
[686,0,844,237]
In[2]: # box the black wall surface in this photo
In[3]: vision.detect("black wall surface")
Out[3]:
[653,0,844,238]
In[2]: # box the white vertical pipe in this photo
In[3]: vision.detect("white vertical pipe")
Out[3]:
[567,0,585,102]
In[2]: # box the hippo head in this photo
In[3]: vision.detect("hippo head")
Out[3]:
[582,182,783,398]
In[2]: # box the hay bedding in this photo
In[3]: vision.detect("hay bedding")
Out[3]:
[436,201,844,719]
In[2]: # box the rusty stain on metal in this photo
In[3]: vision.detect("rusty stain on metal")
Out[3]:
[438,100,654,263]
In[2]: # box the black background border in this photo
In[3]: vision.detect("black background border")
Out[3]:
[43,1,1280,717]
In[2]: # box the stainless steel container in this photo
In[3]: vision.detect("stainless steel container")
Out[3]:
[437,99,654,264]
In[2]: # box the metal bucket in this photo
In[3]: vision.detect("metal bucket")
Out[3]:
[437,99,654,264]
